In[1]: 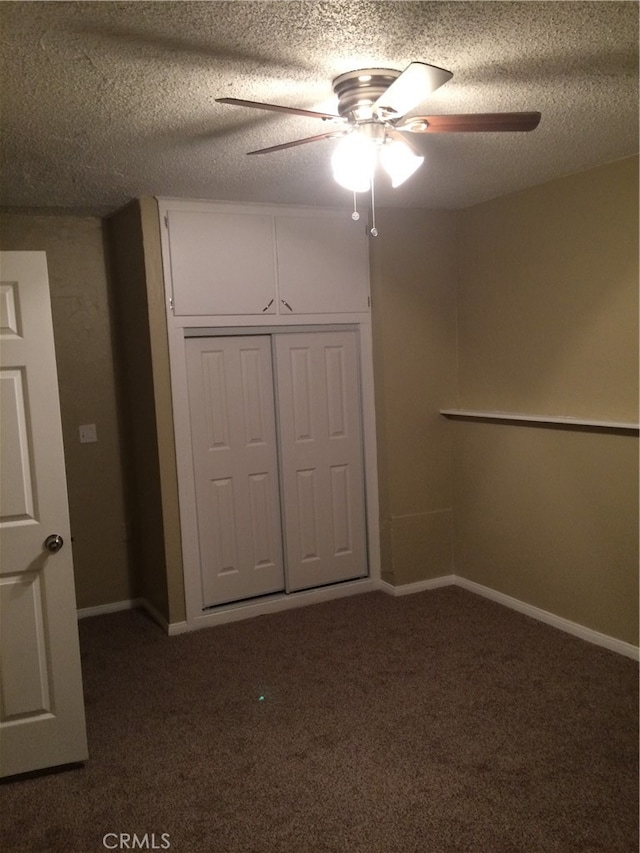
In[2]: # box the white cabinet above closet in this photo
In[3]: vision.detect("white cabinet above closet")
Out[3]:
[166,208,277,316]
[275,215,369,315]
[159,200,370,319]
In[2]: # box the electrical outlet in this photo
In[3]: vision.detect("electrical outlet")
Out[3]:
[79,423,97,443]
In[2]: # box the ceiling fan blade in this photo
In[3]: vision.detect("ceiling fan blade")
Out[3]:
[374,62,453,116]
[397,112,542,133]
[247,131,346,155]
[216,97,342,121]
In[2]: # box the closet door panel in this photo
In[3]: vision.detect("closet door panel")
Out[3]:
[186,336,284,607]
[275,331,367,591]
[296,468,321,562]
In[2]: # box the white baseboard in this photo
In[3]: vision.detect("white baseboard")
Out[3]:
[76,582,376,635]
[138,598,189,636]
[187,578,376,632]
[77,597,187,635]
[378,576,456,596]
[77,599,140,619]
[79,578,639,661]
[453,576,639,661]
[380,574,639,661]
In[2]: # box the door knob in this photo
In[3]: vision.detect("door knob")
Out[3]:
[44,534,64,553]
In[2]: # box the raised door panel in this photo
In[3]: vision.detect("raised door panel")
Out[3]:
[275,215,370,314]
[0,368,36,521]
[168,210,277,316]
[275,331,367,591]
[186,336,284,607]
[0,572,51,720]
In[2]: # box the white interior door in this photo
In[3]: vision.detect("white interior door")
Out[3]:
[0,252,88,778]
[275,331,367,591]
[186,336,285,607]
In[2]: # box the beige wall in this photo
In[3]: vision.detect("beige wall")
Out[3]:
[107,200,185,625]
[138,199,186,625]
[452,423,638,643]
[457,157,638,420]
[0,214,134,608]
[453,157,639,645]
[370,208,458,585]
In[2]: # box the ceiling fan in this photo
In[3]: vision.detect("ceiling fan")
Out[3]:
[217,62,541,232]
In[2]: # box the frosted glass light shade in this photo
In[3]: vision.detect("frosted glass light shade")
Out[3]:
[331,133,375,192]
[379,139,424,187]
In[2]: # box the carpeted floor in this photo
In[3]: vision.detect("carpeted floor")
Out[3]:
[1,587,638,852]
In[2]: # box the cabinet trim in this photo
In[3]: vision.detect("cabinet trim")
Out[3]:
[184,323,360,337]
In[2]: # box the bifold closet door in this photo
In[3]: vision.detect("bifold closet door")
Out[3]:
[275,331,367,591]
[186,336,285,607]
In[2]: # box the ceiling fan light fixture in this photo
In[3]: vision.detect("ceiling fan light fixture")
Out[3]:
[379,138,425,187]
[217,60,541,235]
[331,132,375,193]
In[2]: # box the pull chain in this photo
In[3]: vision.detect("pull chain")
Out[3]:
[351,190,360,221]
[370,171,378,237]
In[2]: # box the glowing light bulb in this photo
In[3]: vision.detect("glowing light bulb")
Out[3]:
[380,138,424,187]
[331,133,375,193]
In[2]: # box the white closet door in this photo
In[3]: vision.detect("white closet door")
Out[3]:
[275,331,367,591]
[186,336,284,607]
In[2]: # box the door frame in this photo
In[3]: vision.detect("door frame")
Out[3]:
[168,320,381,631]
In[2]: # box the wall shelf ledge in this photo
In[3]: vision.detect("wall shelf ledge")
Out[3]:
[439,409,639,434]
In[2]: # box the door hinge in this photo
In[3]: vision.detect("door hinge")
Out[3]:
[164,214,169,228]
[169,296,174,311]
[368,295,371,308]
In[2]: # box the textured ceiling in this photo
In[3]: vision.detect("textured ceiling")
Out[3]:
[0,1,638,215]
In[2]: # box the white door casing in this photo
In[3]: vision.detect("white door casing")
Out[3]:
[275,331,367,592]
[186,335,285,607]
[0,251,88,778]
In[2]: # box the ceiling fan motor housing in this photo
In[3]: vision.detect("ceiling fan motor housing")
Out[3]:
[332,69,402,118]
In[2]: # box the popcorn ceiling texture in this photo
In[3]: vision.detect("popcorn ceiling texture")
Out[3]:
[0,1,637,214]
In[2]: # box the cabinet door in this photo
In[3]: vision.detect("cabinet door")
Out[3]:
[186,336,284,607]
[168,210,277,316]
[275,331,367,591]
[275,215,370,314]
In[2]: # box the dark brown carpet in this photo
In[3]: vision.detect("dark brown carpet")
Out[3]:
[1,587,638,852]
